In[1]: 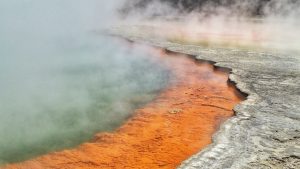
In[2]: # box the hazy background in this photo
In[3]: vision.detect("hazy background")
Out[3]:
[0,0,170,164]
[121,0,300,52]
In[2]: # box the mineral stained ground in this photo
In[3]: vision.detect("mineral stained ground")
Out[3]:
[112,25,300,169]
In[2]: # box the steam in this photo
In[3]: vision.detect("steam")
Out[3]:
[0,0,169,165]
[121,0,300,52]
[1,0,298,166]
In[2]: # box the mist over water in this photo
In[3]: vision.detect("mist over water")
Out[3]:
[0,0,169,164]
[122,0,300,53]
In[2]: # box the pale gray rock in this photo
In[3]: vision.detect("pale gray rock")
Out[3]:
[110,25,300,169]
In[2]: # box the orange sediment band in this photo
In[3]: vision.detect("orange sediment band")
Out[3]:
[4,50,245,169]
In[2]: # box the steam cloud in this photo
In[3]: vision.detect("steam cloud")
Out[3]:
[0,0,169,165]
[121,0,300,52]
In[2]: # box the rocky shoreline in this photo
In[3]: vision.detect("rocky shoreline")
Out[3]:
[111,25,300,169]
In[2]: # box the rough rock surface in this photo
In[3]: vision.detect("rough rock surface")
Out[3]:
[111,25,300,169]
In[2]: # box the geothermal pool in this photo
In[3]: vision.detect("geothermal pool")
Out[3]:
[0,1,246,168]
[0,0,169,165]
[0,35,169,165]
[4,49,245,168]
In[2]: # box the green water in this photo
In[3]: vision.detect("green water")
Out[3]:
[0,0,170,165]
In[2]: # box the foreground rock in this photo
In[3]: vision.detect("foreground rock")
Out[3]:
[111,25,300,168]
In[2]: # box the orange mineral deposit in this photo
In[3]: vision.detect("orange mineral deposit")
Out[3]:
[3,49,245,169]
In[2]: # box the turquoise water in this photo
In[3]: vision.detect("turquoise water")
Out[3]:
[0,0,169,165]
